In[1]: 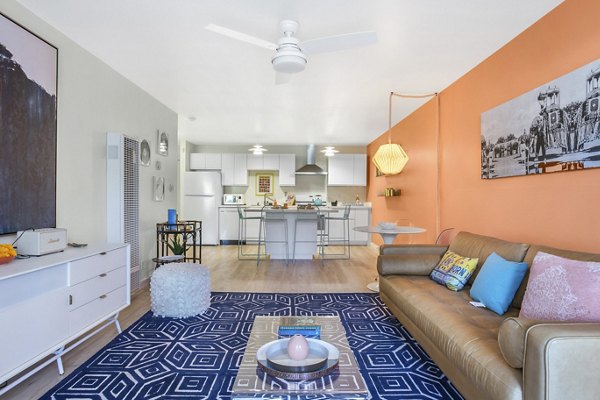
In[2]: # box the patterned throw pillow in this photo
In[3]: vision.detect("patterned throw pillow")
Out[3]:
[519,252,600,322]
[431,251,479,291]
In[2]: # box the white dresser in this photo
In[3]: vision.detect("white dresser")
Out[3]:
[0,243,130,394]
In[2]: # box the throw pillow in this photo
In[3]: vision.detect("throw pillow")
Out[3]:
[430,250,478,291]
[519,252,600,322]
[470,252,528,315]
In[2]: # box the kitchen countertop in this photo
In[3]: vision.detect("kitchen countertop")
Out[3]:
[220,203,372,209]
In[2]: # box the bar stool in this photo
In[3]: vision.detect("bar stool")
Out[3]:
[292,206,321,263]
[321,204,351,259]
[237,205,264,260]
[257,206,289,265]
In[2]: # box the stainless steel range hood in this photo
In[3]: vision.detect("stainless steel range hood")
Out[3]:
[295,144,327,175]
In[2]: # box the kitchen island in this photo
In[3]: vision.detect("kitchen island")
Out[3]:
[244,207,337,260]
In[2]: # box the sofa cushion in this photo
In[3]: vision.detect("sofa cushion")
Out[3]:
[512,245,600,309]
[520,252,600,322]
[449,232,529,284]
[470,252,528,315]
[430,250,478,291]
[380,275,522,399]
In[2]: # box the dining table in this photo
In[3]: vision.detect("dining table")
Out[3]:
[354,224,426,292]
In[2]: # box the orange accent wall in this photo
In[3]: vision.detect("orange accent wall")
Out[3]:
[367,0,600,253]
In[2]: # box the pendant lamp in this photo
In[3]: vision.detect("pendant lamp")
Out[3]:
[372,91,437,175]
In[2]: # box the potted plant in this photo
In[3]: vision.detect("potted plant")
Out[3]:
[167,235,185,256]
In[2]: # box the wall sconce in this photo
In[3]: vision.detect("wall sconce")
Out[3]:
[372,91,438,175]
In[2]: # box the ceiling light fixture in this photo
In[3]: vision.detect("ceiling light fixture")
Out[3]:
[321,146,339,157]
[248,144,268,155]
[372,91,438,175]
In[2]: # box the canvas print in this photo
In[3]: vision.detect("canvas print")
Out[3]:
[0,13,58,234]
[481,58,600,179]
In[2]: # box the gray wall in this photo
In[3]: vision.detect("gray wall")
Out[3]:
[1,2,178,280]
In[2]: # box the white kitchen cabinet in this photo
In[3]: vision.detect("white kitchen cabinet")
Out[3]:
[219,207,240,242]
[247,154,280,170]
[279,154,296,186]
[221,153,234,186]
[189,153,221,170]
[233,153,248,186]
[353,154,367,186]
[323,207,371,245]
[0,244,130,394]
[352,208,371,243]
[327,154,367,186]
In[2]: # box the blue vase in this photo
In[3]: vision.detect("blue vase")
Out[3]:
[168,209,177,227]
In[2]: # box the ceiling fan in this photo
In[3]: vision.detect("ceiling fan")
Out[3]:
[205,20,377,82]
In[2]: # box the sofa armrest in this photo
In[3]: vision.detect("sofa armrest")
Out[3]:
[524,323,600,400]
[377,253,443,276]
[379,244,448,256]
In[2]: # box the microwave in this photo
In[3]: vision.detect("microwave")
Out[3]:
[223,194,245,205]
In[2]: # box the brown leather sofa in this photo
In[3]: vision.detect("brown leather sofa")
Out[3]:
[377,231,600,400]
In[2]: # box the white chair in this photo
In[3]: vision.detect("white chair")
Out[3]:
[237,205,264,260]
[321,204,351,259]
[151,263,210,318]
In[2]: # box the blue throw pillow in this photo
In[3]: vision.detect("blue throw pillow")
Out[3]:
[470,252,528,315]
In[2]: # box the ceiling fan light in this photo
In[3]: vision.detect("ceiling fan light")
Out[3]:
[272,47,306,73]
[249,144,267,155]
[372,143,409,175]
[321,146,339,157]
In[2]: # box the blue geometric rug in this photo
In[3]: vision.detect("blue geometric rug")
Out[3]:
[41,292,463,399]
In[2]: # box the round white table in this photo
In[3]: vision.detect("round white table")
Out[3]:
[354,225,426,292]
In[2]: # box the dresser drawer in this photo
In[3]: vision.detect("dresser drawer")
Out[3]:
[69,266,126,310]
[69,247,127,285]
[69,285,127,335]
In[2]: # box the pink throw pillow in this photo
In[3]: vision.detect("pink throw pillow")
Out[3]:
[520,252,600,322]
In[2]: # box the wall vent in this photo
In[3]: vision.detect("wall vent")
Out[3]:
[107,133,141,292]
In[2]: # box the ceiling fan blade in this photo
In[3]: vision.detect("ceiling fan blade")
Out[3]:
[301,31,377,55]
[275,72,293,85]
[205,24,277,51]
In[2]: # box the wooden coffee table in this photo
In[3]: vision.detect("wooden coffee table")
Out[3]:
[232,315,370,399]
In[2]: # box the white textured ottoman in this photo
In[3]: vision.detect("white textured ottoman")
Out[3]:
[151,263,211,318]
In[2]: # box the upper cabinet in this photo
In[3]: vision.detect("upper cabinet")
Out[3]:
[247,154,280,170]
[328,154,366,186]
[190,152,294,187]
[189,153,221,170]
[221,153,248,186]
[279,154,296,186]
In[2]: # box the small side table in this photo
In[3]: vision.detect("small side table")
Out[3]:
[156,221,202,269]
[354,225,426,292]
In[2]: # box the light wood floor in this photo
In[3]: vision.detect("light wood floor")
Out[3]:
[2,244,379,399]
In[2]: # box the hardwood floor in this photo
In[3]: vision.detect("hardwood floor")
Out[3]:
[2,244,379,399]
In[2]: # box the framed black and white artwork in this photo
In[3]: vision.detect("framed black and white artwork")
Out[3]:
[157,130,168,156]
[481,58,600,179]
[0,13,58,234]
[153,176,165,201]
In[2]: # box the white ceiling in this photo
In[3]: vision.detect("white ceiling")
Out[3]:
[16,0,563,145]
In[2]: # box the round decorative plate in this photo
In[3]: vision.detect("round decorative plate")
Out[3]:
[256,338,339,380]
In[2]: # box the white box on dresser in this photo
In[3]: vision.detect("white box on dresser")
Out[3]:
[0,243,130,395]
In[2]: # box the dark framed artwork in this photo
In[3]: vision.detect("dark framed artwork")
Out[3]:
[0,13,58,234]
[157,130,168,156]
[481,58,600,179]
[140,139,151,166]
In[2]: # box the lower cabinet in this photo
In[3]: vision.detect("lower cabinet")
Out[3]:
[0,244,130,392]
[325,208,372,245]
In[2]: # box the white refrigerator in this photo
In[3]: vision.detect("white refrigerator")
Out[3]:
[182,171,223,245]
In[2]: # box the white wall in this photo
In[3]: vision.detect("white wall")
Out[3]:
[2,2,178,280]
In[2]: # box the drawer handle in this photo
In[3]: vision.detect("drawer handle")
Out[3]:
[100,252,107,255]
[99,294,107,299]
[99,273,107,277]
[69,295,73,305]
